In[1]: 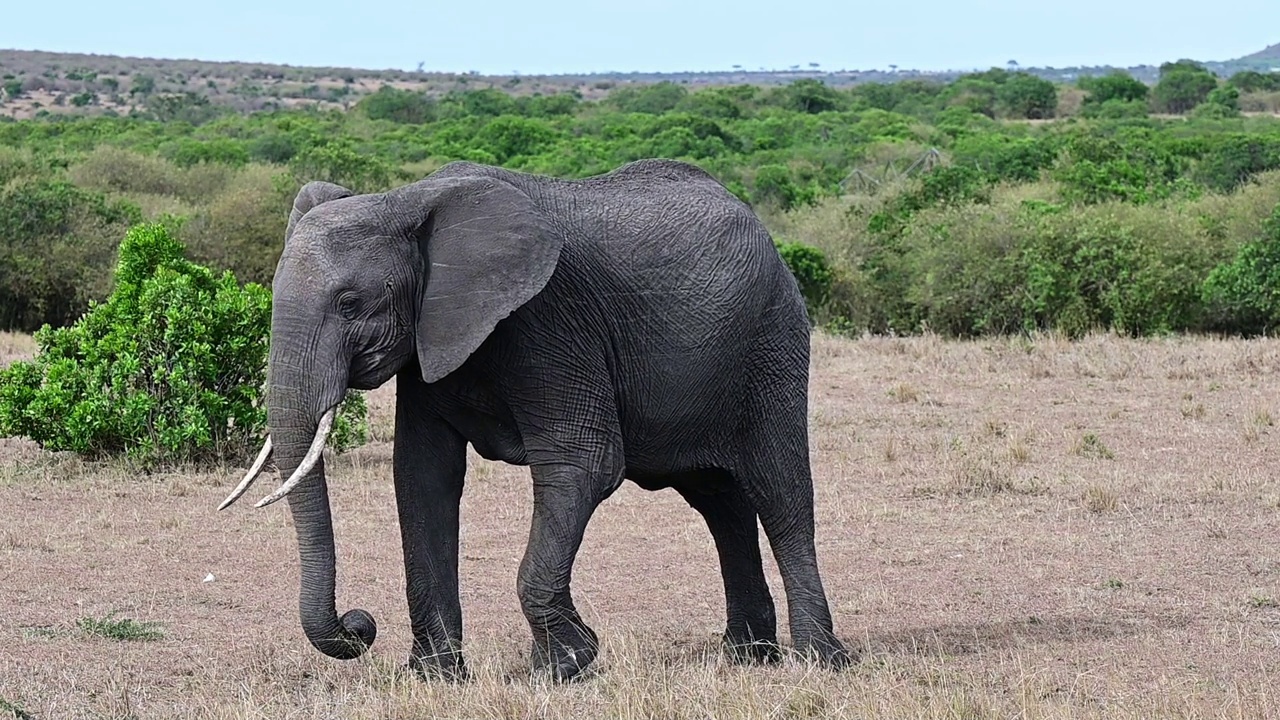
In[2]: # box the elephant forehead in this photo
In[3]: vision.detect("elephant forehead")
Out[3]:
[297,194,398,235]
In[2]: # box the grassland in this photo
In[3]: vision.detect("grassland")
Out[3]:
[1,331,1277,718]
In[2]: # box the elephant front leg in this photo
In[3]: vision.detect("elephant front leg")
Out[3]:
[517,459,619,682]
[394,385,470,681]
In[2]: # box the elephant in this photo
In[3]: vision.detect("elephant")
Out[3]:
[217,157,850,682]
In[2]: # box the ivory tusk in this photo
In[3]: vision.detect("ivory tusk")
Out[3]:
[254,407,337,508]
[218,436,273,511]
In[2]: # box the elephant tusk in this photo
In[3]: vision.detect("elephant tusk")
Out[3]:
[218,436,273,511]
[254,407,337,509]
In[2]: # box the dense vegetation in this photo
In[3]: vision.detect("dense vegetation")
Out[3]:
[3,59,1280,339]
[0,223,367,464]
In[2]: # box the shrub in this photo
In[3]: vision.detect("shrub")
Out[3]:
[69,146,186,199]
[774,240,833,317]
[898,202,1027,336]
[1079,71,1149,106]
[1153,61,1219,114]
[248,133,299,164]
[179,166,296,286]
[771,78,845,114]
[357,86,437,124]
[995,73,1057,119]
[1191,135,1280,193]
[0,179,142,332]
[1203,85,1241,114]
[0,146,47,187]
[1051,132,1186,205]
[1080,98,1150,120]
[163,138,250,168]
[1015,202,1217,337]
[799,183,1232,338]
[289,139,391,193]
[1202,204,1280,335]
[950,134,1055,183]
[608,82,688,114]
[752,164,818,211]
[0,223,367,464]
[473,116,561,163]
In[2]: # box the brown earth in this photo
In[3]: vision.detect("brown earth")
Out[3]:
[0,331,1278,719]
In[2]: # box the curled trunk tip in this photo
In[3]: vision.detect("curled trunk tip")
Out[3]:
[307,608,377,660]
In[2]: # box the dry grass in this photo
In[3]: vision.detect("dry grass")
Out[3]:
[2,331,1280,718]
[0,331,35,366]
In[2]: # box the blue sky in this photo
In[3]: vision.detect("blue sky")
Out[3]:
[2,1,1277,75]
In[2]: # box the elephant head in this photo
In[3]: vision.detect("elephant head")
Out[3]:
[218,170,562,660]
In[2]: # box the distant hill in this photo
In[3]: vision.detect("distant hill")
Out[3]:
[1223,42,1280,68]
[1195,42,1280,78]
[1238,43,1280,62]
[1,43,1276,121]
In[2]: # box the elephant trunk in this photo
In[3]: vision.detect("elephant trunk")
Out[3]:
[267,317,376,661]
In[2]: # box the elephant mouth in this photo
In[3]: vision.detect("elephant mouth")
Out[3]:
[217,403,339,511]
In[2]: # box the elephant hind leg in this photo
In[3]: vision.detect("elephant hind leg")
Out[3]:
[673,475,781,664]
[735,428,852,669]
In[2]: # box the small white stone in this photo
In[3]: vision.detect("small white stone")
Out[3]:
[203,573,216,583]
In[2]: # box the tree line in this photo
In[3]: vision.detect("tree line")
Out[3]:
[3,60,1280,338]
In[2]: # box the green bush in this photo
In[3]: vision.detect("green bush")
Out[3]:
[753,164,818,210]
[1153,61,1219,115]
[1079,71,1149,107]
[608,82,688,114]
[1016,204,1214,337]
[949,134,1055,183]
[289,139,391,193]
[357,85,437,124]
[178,167,296,286]
[0,223,367,464]
[995,73,1057,119]
[774,240,833,316]
[1051,132,1186,205]
[1191,135,1280,193]
[1080,98,1150,120]
[813,190,1229,338]
[1202,204,1280,335]
[0,179,142,332]
[897,202,1027,336]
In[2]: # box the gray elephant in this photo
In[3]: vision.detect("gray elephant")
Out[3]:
[218,158,849,682]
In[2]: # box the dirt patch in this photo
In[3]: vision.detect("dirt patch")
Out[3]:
[1,332,1278,718]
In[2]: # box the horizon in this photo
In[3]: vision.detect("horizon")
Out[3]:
[1,1,1277,76]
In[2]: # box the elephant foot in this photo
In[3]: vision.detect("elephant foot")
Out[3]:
[723,632,783,665]
[408,644,469,683]
[793,628,854,670]
[529,620,599,683]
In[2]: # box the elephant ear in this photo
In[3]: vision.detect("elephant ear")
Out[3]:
[396,174,563,384]
[285,181,355,243]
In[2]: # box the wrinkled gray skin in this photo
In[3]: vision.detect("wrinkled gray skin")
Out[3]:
[251,158,849,682]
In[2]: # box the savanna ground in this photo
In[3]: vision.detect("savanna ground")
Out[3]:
[1,330,1278,719]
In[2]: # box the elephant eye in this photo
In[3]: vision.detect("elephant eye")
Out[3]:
[338,294,360,320]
